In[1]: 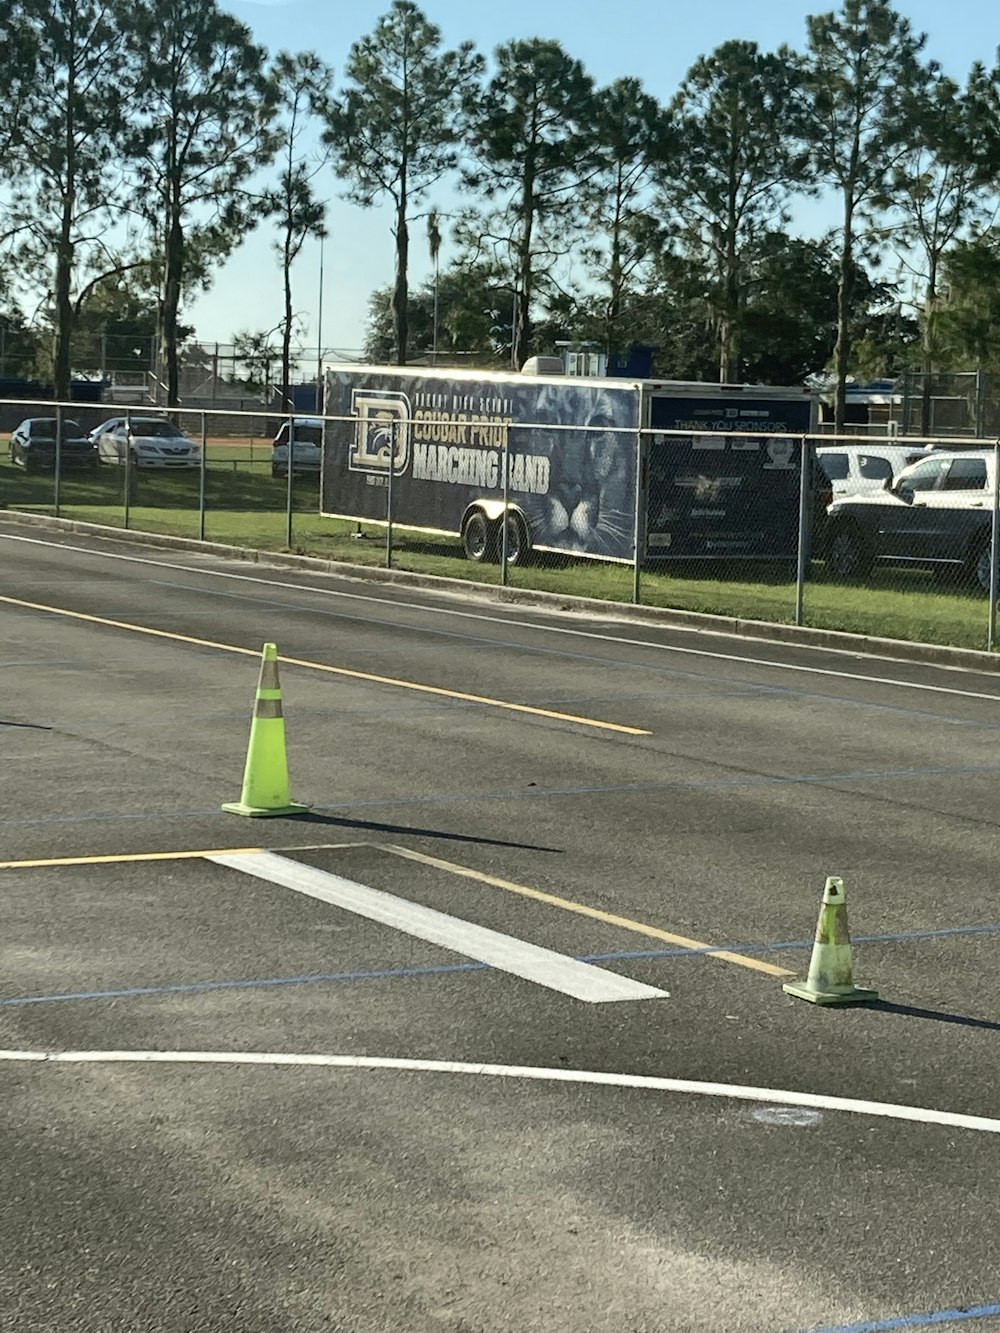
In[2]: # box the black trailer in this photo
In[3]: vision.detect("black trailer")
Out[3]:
[321,365,816,565]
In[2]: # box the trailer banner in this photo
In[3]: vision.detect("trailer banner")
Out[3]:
[324,369,641,560]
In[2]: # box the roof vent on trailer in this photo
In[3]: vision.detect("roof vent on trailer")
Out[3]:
[519,356,564,376]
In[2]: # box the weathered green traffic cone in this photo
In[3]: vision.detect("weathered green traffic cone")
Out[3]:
[782,876,878,1006]
[222,643,310,818]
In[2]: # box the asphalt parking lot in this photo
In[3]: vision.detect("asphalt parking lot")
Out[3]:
[4,519,1000,1332]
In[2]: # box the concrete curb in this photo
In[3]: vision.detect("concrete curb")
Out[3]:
[4,508,999,674]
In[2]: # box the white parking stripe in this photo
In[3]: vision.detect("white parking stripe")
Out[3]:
[207,851,668,1004]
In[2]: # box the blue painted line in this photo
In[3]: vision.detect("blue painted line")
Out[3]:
[798,1298,1000,1331]
[0,960,487,1007]
[3,922,1000,1010]
[6,763,1000,828]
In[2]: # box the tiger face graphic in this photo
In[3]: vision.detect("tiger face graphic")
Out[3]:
[524,383,635,558]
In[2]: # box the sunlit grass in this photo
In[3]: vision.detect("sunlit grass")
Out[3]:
[2,457,993,651]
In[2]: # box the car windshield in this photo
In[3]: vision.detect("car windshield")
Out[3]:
[133,420,184,439]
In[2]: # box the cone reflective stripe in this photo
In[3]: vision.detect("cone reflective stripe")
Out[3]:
[222,643,310,818]
[782,876,877,1006]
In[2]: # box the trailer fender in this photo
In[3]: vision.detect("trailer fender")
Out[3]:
[464,498,512,525]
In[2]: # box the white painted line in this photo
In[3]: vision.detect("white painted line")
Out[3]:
[6,532,1000,699]
[1,1049,997,1134]
[207,850,667,1004]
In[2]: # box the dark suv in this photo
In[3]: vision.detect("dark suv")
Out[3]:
[824,450,997,590]
[9,418,98,471]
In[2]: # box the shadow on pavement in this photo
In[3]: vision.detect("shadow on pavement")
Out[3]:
[872,999,1000,1032]
[298,809,563,854]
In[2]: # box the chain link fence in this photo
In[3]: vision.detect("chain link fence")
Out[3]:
[4,393,1000,653]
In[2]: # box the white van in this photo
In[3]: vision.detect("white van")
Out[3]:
[816,444,932,498]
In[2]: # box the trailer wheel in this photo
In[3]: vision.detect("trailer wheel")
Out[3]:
[462,510,494,562]
[501,512,529,566]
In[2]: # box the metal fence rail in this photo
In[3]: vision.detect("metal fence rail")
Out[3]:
[2,396,999,654]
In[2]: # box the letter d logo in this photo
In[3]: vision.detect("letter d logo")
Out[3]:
[350,391,410,475]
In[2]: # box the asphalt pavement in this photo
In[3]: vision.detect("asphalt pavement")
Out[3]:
[3,520,1000,1333]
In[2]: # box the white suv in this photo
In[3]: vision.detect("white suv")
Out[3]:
[817,444,931,499]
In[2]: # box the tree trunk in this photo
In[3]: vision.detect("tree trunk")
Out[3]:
[53,199,74,402]
[514,161,535,371]
[720,137,740,385]
[160,204,183,406]
[720,236,739,384]
[919,251,938,438]
[833,208,856,435]
[393,200,408,366]
[53,7,77,402]
[606,165,623,361]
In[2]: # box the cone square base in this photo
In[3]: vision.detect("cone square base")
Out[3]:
[782,981,878,1006]
[221,801,311,819]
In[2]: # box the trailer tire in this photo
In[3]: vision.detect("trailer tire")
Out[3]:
[501,511,529,566]
[462,510,495,562]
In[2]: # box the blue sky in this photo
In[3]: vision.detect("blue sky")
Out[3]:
[190,0,999,355]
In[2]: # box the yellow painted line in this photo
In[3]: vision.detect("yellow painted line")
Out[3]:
[0,840,790,977]
[0,843,365,871]
[0,847,266,871]
[0,594,650,736]
[381,844,795,978]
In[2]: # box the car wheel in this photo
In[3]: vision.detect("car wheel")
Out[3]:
[826,522,873,578]
[462,510,496,562]
[968,538,996,594]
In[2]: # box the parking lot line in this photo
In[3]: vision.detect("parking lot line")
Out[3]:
[0,847,265,870]
[207,850,670,1003]
[0,842,791,978]
[381,844,796,978]
[0,844,359,871]
[0,593,650,736]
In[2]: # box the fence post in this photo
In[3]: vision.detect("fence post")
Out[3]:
[199,411,207,542]
[54,403,62,518]
[500,430,511,586]
[123,407,132,530]
[795,435,810,627]
[285,414,294,549]
[386,419,396,569]
[632,428,644,604]
[989,440,1000,652]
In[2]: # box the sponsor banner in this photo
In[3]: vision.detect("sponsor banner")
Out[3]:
[645,395,813,559]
